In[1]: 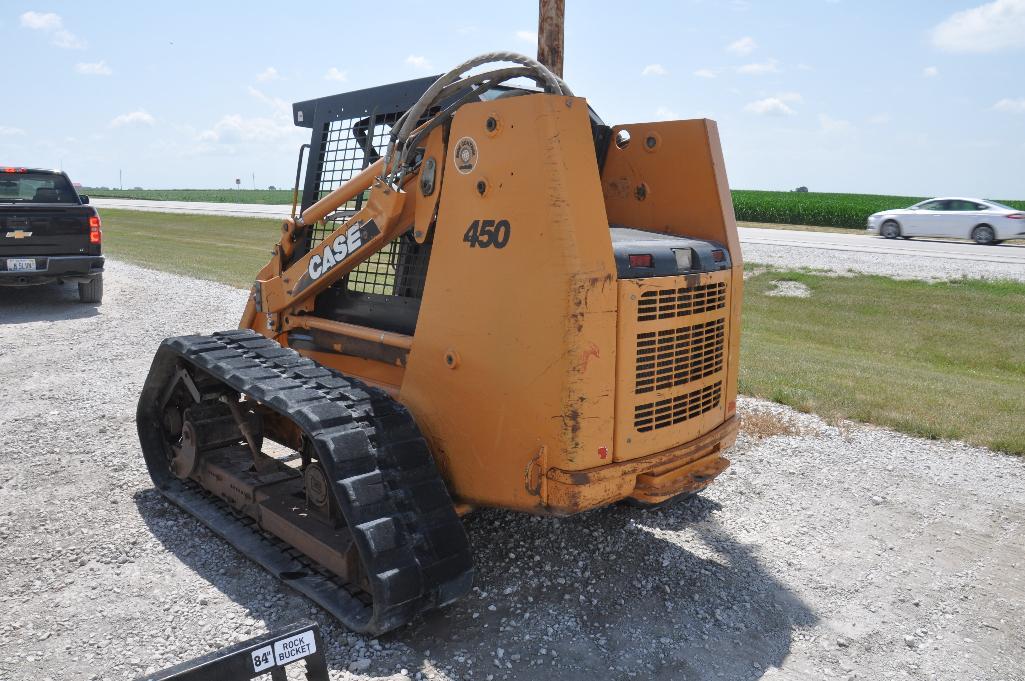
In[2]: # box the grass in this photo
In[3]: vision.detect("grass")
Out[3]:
[741,270,1025,454]
[100,209,1025,454]
[100,209,280,288]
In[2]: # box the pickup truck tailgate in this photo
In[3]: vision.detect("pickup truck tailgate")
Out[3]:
[0,206,95,256]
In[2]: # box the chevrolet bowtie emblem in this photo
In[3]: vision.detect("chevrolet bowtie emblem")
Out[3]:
[6,230,32,239]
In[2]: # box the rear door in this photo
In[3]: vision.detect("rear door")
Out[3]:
[0,171,92,256]
[944,200,987,239]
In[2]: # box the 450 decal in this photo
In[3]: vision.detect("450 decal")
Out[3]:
[462,219,511,249]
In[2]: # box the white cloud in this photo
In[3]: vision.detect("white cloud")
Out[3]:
[0,126,26,136]
[52,30,84,49]
[405,54,432,71]
[932,0,1025,53]
[20,11,84,49]
[727,36,757,55]
[110,111,155,128]
[923,66,939,78]
[196,87,303,149]
[19,11,61,30]
[819,113,853,133]
[245,87,291,117]
[745,97,796,116]
[737,59,780,75]
[198,115,293,144]
[994,97,1025,112]
[642,64,668,77]
[693,68,717,79]
[515,30,537,43]
[75,61,112,76]
[324,67,348,82]
[256,67,281,82]
[654,106,679,120]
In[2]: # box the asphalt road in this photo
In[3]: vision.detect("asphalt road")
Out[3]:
[92,197,294,219]
[738,226,1025,267]
[92,198,1025,277]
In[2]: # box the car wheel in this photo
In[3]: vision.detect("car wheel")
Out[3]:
[880,220,900,239]
[971,224,996,245]
[78,273,103,304]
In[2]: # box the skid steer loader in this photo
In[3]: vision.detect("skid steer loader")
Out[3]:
[137,53,743,635]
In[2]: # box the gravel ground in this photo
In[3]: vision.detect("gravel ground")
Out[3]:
[1,260,1023,681]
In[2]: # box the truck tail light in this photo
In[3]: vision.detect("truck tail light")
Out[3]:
[89,215,102,244]
[629,254,653,268]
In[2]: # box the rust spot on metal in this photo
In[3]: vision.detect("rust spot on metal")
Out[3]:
[577,342,601,373]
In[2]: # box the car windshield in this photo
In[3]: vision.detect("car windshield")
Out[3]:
[0,171,78,203]
[985,200,1017,211]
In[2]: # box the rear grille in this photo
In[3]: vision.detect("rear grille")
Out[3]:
[637,282,726,322]
[634,381,722,432]
[634,319,725,394]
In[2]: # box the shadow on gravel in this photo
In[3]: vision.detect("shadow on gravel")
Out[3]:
[135,489,815,681]
[0,283,99,324]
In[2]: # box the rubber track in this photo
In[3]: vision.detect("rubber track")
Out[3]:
[137,329,474,634]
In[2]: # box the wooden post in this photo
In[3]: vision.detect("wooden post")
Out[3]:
[537,0,565,77]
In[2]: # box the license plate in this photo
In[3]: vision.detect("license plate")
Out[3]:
[6,258,36,272]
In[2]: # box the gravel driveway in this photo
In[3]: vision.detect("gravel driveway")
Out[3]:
[1,261,1023,681]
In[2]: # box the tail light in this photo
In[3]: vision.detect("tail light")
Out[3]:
[629,254,654,268]
[89,214,102,244]
[1007,213,1024,219]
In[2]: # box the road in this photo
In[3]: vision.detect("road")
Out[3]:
[92,198,1025,280]
[738,225,1025,266]
[92,197,294,219]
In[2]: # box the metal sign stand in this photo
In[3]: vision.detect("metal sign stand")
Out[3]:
[138,621,329,681]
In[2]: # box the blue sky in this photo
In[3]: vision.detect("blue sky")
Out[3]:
[1,0,1023,197]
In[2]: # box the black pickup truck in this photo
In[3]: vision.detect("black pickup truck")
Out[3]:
[0,167,103,303]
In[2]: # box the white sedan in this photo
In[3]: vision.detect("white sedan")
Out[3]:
[866,197,1025,245]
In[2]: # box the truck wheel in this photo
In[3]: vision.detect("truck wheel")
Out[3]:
[78,274,103,304]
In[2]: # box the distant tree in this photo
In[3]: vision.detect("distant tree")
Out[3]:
[793,186,809,193]
[133,186,143,190]
[268,185,277,190]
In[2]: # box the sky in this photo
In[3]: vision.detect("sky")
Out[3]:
[1,0,1023,197]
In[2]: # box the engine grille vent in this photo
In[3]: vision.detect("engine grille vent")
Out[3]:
[634,319,725,394]
[634,381,722,433]
[637,282,726,322]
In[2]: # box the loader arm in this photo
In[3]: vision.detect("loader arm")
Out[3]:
[248,164,421,327]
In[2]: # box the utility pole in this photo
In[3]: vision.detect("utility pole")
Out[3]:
[252,172,256,190]
[537,0,565,77]
[119,169,123,190]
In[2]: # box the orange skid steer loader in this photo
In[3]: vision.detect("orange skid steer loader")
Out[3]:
[136,53,742,634]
